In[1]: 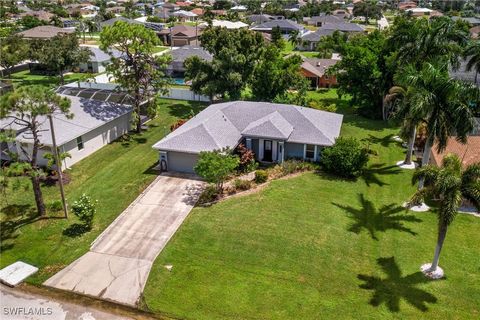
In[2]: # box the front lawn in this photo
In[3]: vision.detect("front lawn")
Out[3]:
[2,70,85,89]
[0,99,206,284]
[143,92,480,319]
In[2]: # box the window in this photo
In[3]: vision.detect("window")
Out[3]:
[305,144,315,159]
[76,136,84,150]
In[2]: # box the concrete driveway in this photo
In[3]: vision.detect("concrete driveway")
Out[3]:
[44,174,204,306]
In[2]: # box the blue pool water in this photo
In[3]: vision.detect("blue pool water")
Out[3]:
[173,78,185,85]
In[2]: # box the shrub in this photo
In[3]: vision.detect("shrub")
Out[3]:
[280,159,315,175]
[194,148,240,192]
[235,143,258,173]
[233,178,252,191]
[255,170,268,183]
[48,200,63,212]
[170,119,187,131]
[321,137,369,177]
[308,100,337,112]
[71,194,97,228]
[198,184,219,204]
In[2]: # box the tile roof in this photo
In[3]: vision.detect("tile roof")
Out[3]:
[153,101,343,153]
[431,136,480,168]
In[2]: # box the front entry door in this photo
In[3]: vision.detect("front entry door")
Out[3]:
[263,140,272,162]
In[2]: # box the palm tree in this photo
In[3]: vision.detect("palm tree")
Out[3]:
[288,30,300,49]
[384,85,418,165]
[397,63,478,188]
[464,41,480,85]
[410,154,480,278]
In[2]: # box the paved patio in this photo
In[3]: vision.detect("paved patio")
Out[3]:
[44,174,204,306]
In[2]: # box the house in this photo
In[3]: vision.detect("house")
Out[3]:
[406,8,443,18]
[99,16,142,29]
[167,45,213,77]
[190,8,204,16]
[450,59,479,86]
[208,20,249,29]
[18,10,53,23]
[300,58,339,89]
[17,26,75,39]
[247,14,284,25]
[300,29,335,50]
[173,10,198,22]
[77,47,122,73]
[158,25,201,46]
[452,16,480,26]
[321,22,366,33]
[304,14,343,27]
[0,95,132,169]
[430,136,480,169]
[250,19,306,35]
[152,101,343,173]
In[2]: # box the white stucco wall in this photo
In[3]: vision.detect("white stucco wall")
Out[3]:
[10,112,131,170]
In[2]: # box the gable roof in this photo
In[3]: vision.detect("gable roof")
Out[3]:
[301,29,335,42]
[153,101,343,153]
[83,46,122,62]
[0,95,132,147]
[170,45,212,63]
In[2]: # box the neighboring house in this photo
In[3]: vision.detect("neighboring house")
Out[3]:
[0,95,132,169]
[300,29,335,50]
[99,16,142,29]
[450,59,479,87]
[398,1,417,10]
[299,22,364,50]
[247,14,284,25]
[152,101,343,173]
[250,19,305,35]
[430,136,480,169]
[167,46,212,77]
[78,47,122,73]
[304,14,343,27]
[300,58,339,89]
[159,25,201,46]
[173,10,198,22]
[406,8,443,17]
[17,26,75,39]
[208,20,249,29]
[190,8,204,16]
[18,10,53,22]
[451,16,480,26]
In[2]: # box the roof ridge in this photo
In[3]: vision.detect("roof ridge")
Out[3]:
[296,107,334,144]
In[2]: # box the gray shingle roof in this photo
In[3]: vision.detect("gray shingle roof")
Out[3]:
[0,95,132,146]
[84,47,122,63]
[322,22,365,32]
[250,19,304,32]
[153,101,343,153]
[301,29,335,42]
[170,46,212,63]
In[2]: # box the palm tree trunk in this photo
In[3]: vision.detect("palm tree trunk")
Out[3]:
[404,126,416,165]
[430,222,448,271]
[418,136,433,189]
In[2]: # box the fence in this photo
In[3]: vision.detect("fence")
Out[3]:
[65,81,210,102]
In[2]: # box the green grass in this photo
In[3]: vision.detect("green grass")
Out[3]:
[153,46,169,54]
[142,92,480,319]
[2,70,86,89]
[0,99,206,284]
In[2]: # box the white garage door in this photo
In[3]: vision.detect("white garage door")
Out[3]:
[167,151,198,173]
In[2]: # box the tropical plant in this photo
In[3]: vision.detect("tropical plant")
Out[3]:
[410,154,480,277]
[71,193,97,228]
[396,63,478,188]
[0,86,72,216]
[100,21,171,133]
[464,40,480,84]
[0,34,29,77]
[288,29,301,48]
[194,148,240,192]
[321,137,369,178]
